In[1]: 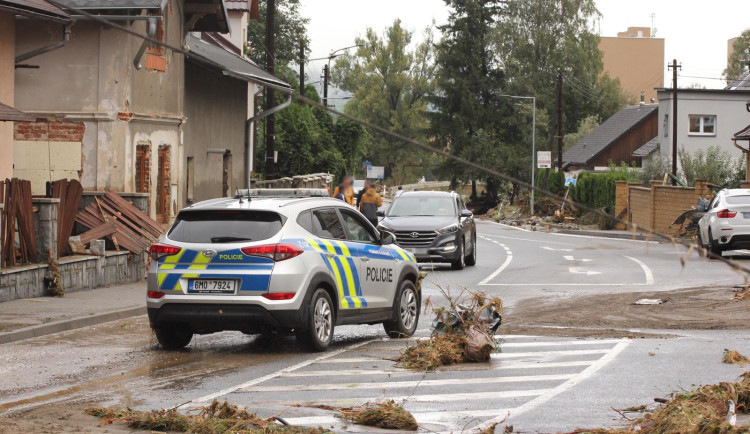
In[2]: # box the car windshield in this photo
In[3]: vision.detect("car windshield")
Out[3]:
[388,196,456,217]
[168,210,284,243]
[725,195,750,205]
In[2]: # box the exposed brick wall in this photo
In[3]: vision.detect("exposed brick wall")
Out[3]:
[157,145,171,223]
[14,121,85,142]
[135,143,151,194]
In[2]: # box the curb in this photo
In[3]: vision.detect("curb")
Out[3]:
[554,229,666,242]
[0,305,146,345]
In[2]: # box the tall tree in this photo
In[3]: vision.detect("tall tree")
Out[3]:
[725,28,750,82]
[246,0,309,72]
[333,19,436,184]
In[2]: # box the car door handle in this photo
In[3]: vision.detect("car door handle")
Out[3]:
[325,252,335,259]
[360,257,370,262]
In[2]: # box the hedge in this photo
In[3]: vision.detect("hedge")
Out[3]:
[535,169,566,196]
[571,172,632,213]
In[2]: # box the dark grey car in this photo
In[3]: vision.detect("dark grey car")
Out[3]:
[377,191,477,269]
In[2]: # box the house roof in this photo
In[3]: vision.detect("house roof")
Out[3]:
[735,123,750,141]
[0,102,36,122]
[633,136,659,157]
[726,70,750,91]
[563,104,658,167]
[0,0,70,21]
[185,33,290,92]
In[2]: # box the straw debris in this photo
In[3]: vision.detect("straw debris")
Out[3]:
[85,399,329,433]
[397,286,502,371]
[723,349,750,366]
[307,400,417,431]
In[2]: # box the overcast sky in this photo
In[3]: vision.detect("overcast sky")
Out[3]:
[300,0,749,91]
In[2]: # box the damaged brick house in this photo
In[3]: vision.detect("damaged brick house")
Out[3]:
[11,0,288,223]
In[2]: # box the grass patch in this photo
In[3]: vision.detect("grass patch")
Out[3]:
[308,400,417,431]
[86,400,329,433]
[723,349,750,366]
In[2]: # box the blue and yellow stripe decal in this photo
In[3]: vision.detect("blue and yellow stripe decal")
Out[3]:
[156,248,273,292]
[297,238,367,309]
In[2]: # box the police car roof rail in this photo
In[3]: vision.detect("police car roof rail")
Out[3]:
[235,188,330,201]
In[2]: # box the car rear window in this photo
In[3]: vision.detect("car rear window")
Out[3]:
[725,195,750,205]
[168,210,285,243]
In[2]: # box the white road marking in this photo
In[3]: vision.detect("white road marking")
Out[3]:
[482,233,578,246]
[550,232,657,244]
[563,255,592,262]
[283,407,515,426]
[501,339,622,348]
[568,266,602,276]
[478,220,530,232]
[240,373,577,392]
[181,339,375,406]
[624,255,655,285]
[480,282,649,287]
[475,340,631,432]
[491,349,611,359]
[542,246,573,252]
[478,253,513,285]
[264,389,550,406]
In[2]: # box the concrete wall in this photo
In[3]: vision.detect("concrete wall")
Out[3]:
[183,61,248,202]
[227,10,249,54]
[657,89,750,165]
[599,34,665,102]
[0,252,146,302]
[0,12,15,182]
[13,1,185,220]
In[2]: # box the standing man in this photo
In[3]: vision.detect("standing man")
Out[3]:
[332,176,354,205]
[359,181,383,227]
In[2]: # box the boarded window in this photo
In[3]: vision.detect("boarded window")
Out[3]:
[222,153,232,197]
[157,145,171,224]
[186,156,195,203]
[135,143,151,194]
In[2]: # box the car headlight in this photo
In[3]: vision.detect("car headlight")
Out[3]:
[436,223,459,234]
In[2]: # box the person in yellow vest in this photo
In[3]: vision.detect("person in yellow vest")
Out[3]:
[332,176,354,206]
[359,181,383,226]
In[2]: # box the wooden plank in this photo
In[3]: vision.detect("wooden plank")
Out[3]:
[78,221,116,244]
[95,197,119,251]
[97,200,156,242]
[103,192,163,235]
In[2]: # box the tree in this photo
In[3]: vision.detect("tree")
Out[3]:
[563,115,599,150]
[678,146,744,188]
[333,19,436,184]
[725,28,750,82]
[246,0,309,71]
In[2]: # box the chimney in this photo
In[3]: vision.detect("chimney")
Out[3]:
[640,91,645,106]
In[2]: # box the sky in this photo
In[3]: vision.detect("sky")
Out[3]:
[300,0,749,91]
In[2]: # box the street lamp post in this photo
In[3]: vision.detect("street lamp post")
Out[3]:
[499,94,536,215]
[309,44,362,107]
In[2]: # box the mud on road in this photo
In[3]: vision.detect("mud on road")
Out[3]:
[507,286,750,337]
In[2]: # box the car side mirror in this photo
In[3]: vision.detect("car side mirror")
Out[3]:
[460,209,473,218]
[376,210,385,217]
[380,231,395,245]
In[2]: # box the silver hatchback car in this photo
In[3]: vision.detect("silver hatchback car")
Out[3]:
[147,191,420,351]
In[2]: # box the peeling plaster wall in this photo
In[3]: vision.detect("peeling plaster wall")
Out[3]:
[0,13,14,182]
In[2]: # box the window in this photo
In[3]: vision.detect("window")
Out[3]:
[388,196,457,217]
[157,145,171,223]
[311,208,346,240]
[186,157,194,203]
[297,211,313,233]
[663,114,669,137]
[688,115,716,135]
[340,210,378,244]
[168,210,284,243]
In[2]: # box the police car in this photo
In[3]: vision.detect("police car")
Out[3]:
[147,189,421,351]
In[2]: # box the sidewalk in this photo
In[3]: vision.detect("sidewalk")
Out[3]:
[0,282,145,345]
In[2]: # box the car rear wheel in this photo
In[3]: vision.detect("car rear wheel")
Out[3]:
[465,232,477,266]
[296,289,334,352]
[154,327,193,350]
[708,230,725,258]
[451,239,466,270]
[384,280,420,338]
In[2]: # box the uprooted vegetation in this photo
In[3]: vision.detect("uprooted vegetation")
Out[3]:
[307,400,418,431]
[397,286,502,371]
[85,400,330,433]
[723,349,750,366]
[567,372,750,433]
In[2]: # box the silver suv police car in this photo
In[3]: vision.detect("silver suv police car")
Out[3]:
[147,190,420,351]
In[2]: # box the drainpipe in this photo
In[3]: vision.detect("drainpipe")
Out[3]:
[133,17,158,70]
[243,92,291,188]
[15,23,72,63]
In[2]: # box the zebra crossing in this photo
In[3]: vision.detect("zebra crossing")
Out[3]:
[213,334,629,432]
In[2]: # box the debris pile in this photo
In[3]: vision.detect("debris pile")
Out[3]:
[398,288,502,371]
[1,178,37,266]
[723,349,750,366]
[48,179,83,256]
[75,192,163,254]
[86,400,328,433]
[310,400,418,431]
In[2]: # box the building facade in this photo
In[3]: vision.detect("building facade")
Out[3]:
[599,26,665,103]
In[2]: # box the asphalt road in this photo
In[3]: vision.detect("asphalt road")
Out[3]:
[1,220,749,433]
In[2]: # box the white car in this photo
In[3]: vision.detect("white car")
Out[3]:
[698,189,750,256]
[147,190,420,351]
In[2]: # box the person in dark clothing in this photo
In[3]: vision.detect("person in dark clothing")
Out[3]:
[359,182,383,227]
[356,180,369,207]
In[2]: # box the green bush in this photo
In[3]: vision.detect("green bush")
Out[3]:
[571,171,633,214]
[535,168,566,195]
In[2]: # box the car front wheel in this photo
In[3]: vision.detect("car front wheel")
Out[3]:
[296,288,335,352]
[384,280,420,338]
[154,327,193,350]
[465,232,477,266]
[451,238,466,270]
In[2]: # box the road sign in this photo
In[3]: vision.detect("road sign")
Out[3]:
[565,178,577,187]
[362,160,372,170]
[537,151,552,169]
[366,166,384,179]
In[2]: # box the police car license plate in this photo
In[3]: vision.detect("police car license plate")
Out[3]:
[188,279,237,294]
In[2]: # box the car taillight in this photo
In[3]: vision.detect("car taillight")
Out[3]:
[148,291,165,299]
[262,292,296,300]
[150,243,181,260]
[717,209,737,218]
[241,243,304,261]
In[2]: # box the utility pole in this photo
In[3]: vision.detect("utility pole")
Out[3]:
[299,39,305,97]
[668,59,681,185]
[323,64,329,108]
[556,69,564,171]
[264,0,276,179]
